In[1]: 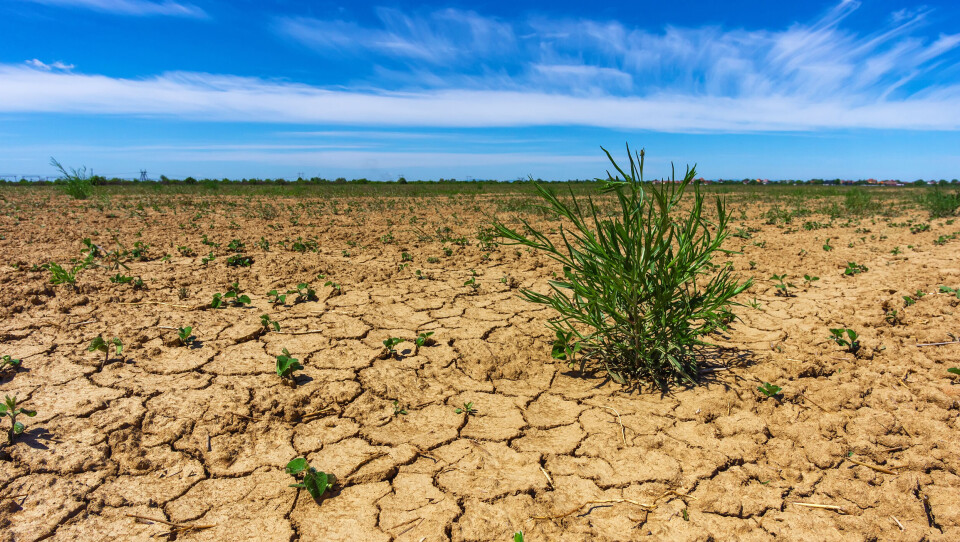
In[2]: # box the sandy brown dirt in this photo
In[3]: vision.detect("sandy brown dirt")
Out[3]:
[0,187,959,541]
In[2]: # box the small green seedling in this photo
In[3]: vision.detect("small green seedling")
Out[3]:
[88,335,123,366]
[289,283,317,303]
[392,400,408,416]
[383,337,403,357]
[550,329,582,365]
[267,289,287,305]
[770,274,796,297]
[1,355,22,372]
[260,314,280,332]
[286,458,332,502]
[212,282,251,308]
[226,254,253,267]
[829,328,860,354]
[177,326,195,347]
[201,252,216,265]
[455,402,477,415]
[1,395,36,444]
[843,262,868,276]
[822,239,833,251]
[884,310,902,326]
[803,274,819,286]
[939,286,960,299]
[514,532,524,542]
[903,295,916,307]
[323,281,341,291]
[757,382,782,398]
[276,348,303,380]
[43,261,86,285]
[414,332,434,348]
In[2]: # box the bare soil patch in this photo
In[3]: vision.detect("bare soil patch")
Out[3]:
[1,186,958,541]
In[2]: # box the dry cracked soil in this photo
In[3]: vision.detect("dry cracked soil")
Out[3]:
[0,186,959,541]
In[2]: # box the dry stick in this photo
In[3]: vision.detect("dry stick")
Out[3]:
[601,406,627,446]
[915,339,960,347]
[114,302,192,309]
[70,319,97,326]
[791,502,847,514]
[275,329,326,335]
[798,392,832,413]
[847,458,898,475]
[891,515,905,531]
[539,466,554,488]
[126,514,216,530]
[532,498,656,521]
[388,517,424,536]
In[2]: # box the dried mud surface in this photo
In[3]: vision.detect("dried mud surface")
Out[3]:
[1,188,959,541]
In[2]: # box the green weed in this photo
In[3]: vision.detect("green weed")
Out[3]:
[455,402,477,415]
[42,260,86,285]
[226,254,253,267]
[829,328,860,354]
[260,314,280,332]
[88,335,123,366]
[770,274,796,297]
[177,326,195,347]
[921,186,960,218]
[492,145,750,388]
[392,400,408,416]
[382,337,403,358]
[1,395,36,444]
[211,282,251,308]
[50,157,94,200]
[0,355,22,373]
[757,382,781,398]
[843,262,868,276]
[414,332,434,348]
[286,458,332,502]
[276,348,303,381]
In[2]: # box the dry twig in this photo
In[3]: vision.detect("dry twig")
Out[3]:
[532,498,656,521]
[791,502,847,514]
[115,302,191,309]
[127,514,216,534]
[847,457,898,475]
[601,406,627,446]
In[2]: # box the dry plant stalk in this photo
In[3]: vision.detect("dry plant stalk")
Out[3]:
[847,457,898,475]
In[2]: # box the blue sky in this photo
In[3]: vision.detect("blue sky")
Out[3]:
[1,0,959,181]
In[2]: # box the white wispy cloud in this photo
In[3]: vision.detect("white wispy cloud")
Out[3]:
[277,8,514,65]
[2,63,959,132]
[2,1,958,132]
[22,0,206,18]
[25,59,74,71]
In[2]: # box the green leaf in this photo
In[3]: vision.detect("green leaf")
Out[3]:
[286,458,308,475]
[514,532,525,542]
[21,409,36,417]
[948,367,960,376]
[303,469,330,500]
[13,421,24,435]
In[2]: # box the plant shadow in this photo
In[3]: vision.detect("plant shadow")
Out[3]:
[18,427,55,450]
[560,346,758,395]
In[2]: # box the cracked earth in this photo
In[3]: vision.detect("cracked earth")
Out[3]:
[1,187,958,541]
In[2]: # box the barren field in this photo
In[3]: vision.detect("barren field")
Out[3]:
[1,184,959,541]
